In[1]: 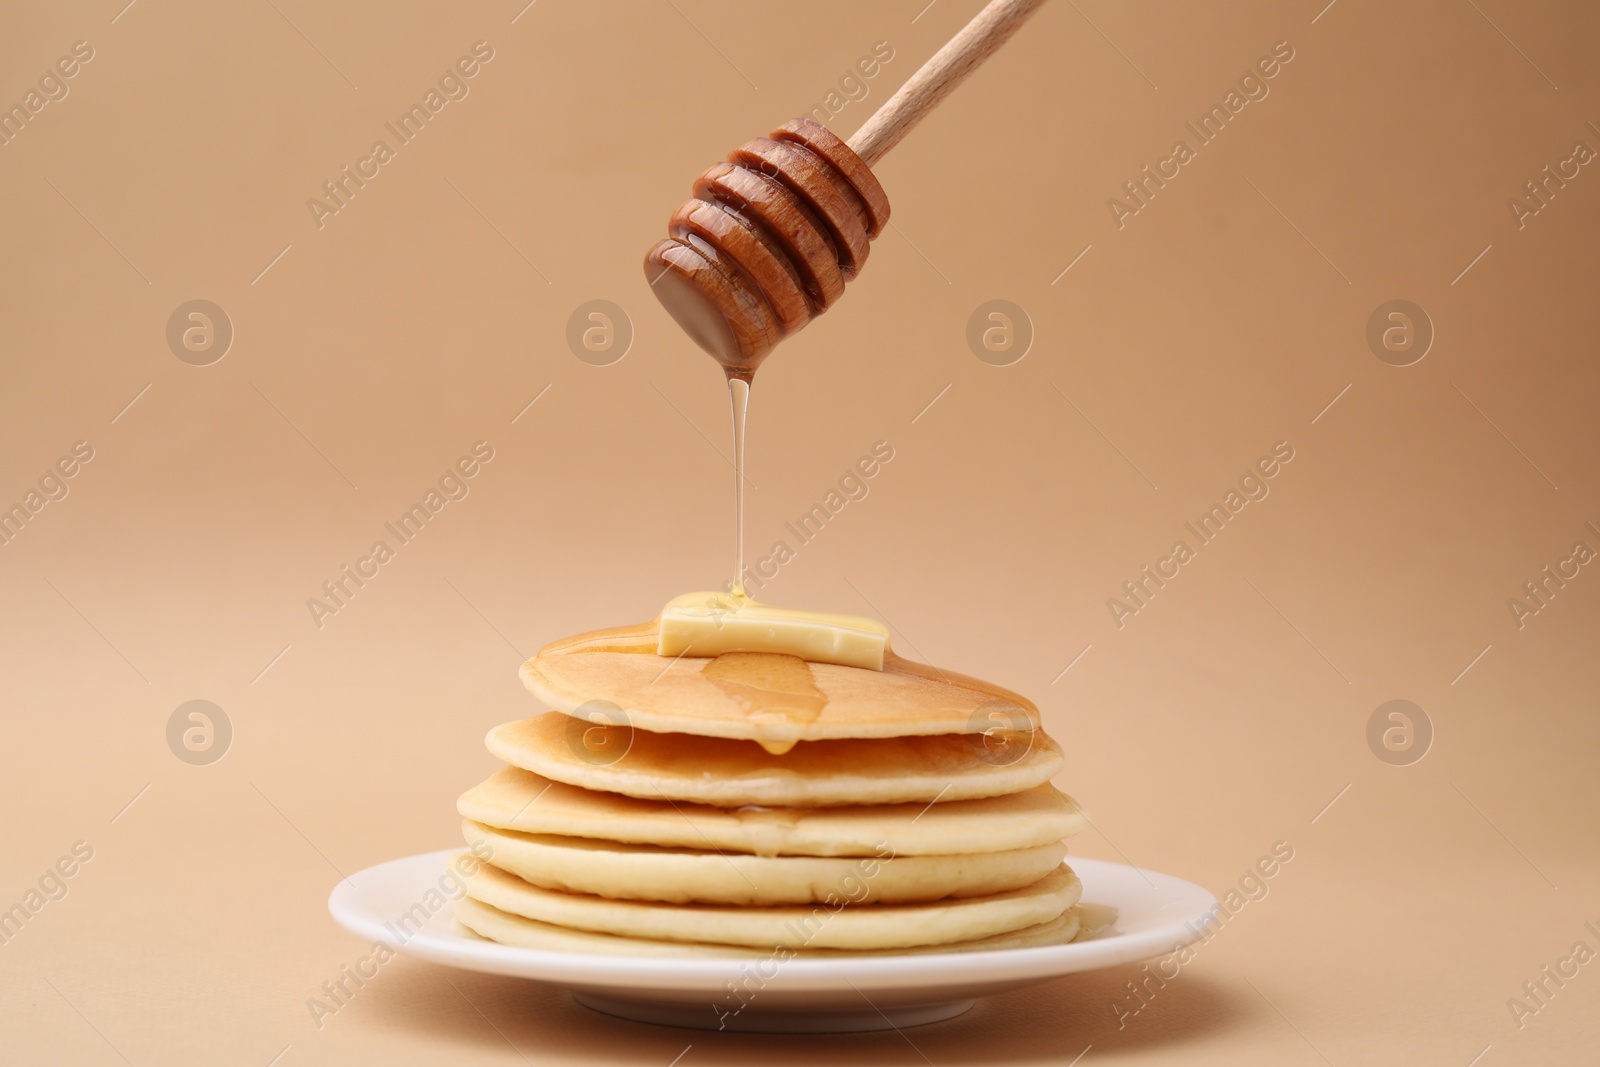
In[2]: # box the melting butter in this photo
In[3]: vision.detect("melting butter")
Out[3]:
[657,592,889,670]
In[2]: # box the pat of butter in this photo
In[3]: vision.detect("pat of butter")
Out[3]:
[657,592,889,671]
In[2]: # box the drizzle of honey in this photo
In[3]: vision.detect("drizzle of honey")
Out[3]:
[729,805,808,857]
[728,376,750,595]
[702,651,827,754]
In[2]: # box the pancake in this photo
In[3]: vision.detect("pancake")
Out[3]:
[458,766,1086,857]
[486,713,1065,807]
[462,819,1069,905]
[522,621,1040,750]
[455,896,1084,956]
[460,855,1082,950]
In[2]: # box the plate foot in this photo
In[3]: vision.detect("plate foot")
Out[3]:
[572,991,975,1033]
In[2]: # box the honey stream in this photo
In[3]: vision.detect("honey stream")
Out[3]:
[728,375,750,596]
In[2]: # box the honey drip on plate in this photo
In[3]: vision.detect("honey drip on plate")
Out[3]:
[702,651,827,754]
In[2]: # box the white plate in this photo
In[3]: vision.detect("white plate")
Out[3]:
[329,849,1216,1033]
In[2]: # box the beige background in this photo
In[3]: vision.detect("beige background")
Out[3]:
[2,0,1598,1063]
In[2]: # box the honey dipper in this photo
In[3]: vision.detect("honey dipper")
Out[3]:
[644,0,1048,380]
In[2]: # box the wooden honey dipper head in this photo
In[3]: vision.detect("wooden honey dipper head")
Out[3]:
[644,118,889,380]
[643,0,1048,379]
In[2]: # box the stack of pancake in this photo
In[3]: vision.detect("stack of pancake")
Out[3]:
[453,621,1088,955]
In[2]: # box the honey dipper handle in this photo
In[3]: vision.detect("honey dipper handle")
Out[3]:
[846,0,1049,167]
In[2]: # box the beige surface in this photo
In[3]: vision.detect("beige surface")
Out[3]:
[461,818,1069,904]
[463,858,1083,949]
[2,0,1599,1063]
[487,711,1065,805]
[454,896,1084,957]
[458,766,1087,855]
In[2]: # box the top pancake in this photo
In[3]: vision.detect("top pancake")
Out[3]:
[522,621,1041,747]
